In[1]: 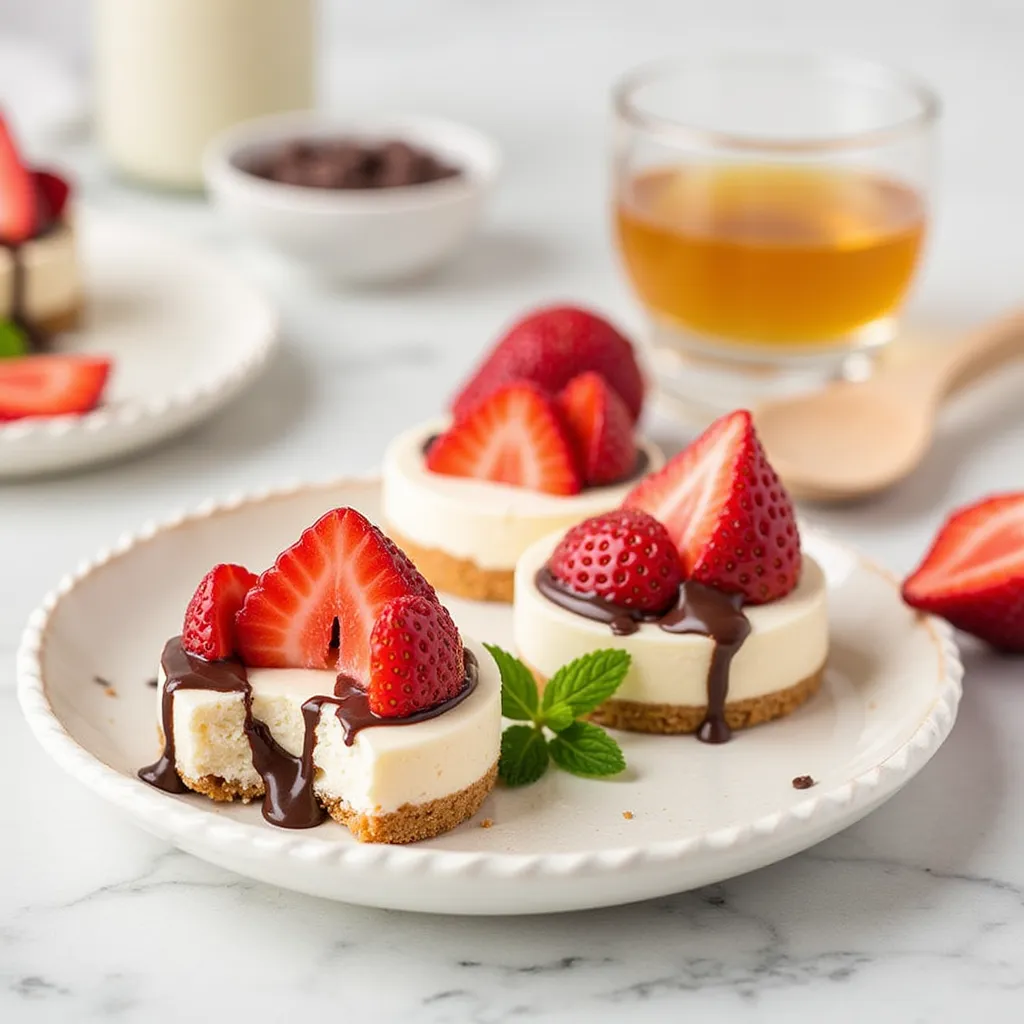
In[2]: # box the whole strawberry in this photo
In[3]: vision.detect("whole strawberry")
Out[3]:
[451,305,645,422]
[182,563,258,660]
[548,508,683,613]
[902,493,1024,652]
[368,594,466,716]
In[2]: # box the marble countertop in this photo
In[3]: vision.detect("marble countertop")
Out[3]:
[4,1,1024,1020]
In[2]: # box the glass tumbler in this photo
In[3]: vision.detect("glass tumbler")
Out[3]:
[612,52,939,418]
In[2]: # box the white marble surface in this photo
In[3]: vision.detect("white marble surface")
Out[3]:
[4,1,1024,1020]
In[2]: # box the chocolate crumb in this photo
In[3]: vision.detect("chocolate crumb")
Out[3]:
[146,677,159,689]
[480,818,494,829]
[104,686,117,698]
[706,894,726,907]
[622,810,634,820]
[92,675,111,687]
[792,775,815,790]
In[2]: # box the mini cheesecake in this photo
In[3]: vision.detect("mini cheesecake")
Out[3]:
[383,417,663,603]
[514,533,827,737]
[140,507,501,843]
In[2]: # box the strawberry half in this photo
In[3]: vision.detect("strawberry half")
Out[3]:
[557,371,637,486]
[624,410,801,604]
[451,305,646,422]
[427,381,582,495]
[902,493,1024,652]
[0,355,111,421]
[235,508,435,678]
[367,594,465,717]
[548,508,682,613]
[0,114,38,244]
[182,564,259,661]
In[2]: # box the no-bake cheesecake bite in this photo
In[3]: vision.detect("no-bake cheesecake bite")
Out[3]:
[382,305,664,602]
[514,410,828,741]
[140,507,501,843]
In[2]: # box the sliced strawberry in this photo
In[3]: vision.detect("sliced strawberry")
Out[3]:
[367,594,465,717]
[548,508,682,613]
[624,410,801,604]
[0,115,38,243]
[0,355,111,421]
[902,494,1024,651]
[451,305,646,422]
[33,170,71,224]
[427,381,582,495]
[235,508,435,677]
[557,371,637,486]
[182,563,258,660]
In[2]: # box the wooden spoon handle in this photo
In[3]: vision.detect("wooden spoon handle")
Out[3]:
[933,307,1024,398]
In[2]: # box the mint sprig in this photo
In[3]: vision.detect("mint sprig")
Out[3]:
[484,644,630,787]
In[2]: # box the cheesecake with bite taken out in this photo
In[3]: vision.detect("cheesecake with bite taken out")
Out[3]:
[513,410,828,740]
[383,305,663,602]
[140,507,501,843]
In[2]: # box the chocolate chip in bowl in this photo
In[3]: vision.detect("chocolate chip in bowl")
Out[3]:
[246,138,462,191]
[204,113,499,283]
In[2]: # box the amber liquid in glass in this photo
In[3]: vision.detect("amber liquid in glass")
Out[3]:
[616,165,926,346]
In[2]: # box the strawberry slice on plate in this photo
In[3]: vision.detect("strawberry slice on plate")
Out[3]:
[624,409,801,604]
[902,493,1024,652]
[0,355,111,421]
[557,371,636,486]
[368,594,465,717]
[235,508,435,677]
[182,563,258,661]
[427,381,582,495]
[0,113,38,244]
[451,305,646,422]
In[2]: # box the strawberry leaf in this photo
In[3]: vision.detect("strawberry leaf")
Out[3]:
[485,643,539,722]
[499,725,549,786]
[541,649,631,717]
[548,721,625,778]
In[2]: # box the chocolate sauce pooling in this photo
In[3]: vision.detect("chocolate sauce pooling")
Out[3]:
[140,637,478,829]
[535,569,750,743]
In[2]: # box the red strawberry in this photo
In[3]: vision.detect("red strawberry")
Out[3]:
[451,306,645,422]
[427,381,582,495]
[0,355,111,421]
[235,508,435,677]
[548,508,682,613]
[182,563,258,660]
[367,594,465,717]
[33,170,71,224]
[0,114,38,243]
[557,371,637,486]
[902,494,1024,652]
[624,410,801,604]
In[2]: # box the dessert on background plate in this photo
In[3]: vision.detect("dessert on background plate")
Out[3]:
[382,305,664,602]
[514,409,828,740]
[140,506,501,844]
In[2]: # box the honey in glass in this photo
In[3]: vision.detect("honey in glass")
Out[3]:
[616,165,926,347]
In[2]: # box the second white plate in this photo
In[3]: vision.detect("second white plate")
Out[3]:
[0,210,278,477]
[17,478,962,914]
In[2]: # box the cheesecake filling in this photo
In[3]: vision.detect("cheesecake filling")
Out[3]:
[140,636,486,828]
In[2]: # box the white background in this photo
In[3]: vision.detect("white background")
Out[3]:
[2,1,1024,1021]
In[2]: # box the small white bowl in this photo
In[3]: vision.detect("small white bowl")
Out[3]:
[203,111,500,284]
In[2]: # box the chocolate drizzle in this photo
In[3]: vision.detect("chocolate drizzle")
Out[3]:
[535,568,750,743]
[140,637,478,828]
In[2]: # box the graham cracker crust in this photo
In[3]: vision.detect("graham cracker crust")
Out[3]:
[176,763,498,844]
[527,662,824,734]
[386,525,514,603]
[320,762,498,844]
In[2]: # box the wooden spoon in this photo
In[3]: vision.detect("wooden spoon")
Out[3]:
[754,308,1024,502]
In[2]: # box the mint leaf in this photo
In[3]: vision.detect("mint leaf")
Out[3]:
[541,701,575,734]
[485,643,538,722]
[541,649,631,717]
[499,725,549,786]
[0,320,27,359]
[549,721,626,778]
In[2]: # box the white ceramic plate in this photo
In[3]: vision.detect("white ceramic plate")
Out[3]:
[0,211,278,477]
[17,478,962,915]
